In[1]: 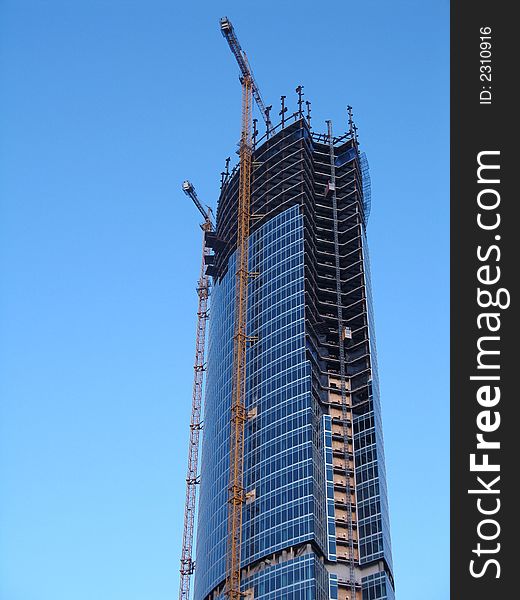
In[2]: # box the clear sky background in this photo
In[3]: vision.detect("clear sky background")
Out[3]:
[0,1,449,599]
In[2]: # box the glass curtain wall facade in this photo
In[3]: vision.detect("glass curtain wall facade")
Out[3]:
[194,116,395,600]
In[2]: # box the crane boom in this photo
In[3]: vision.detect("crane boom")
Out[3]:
[220,16,256,600]
[220,17,270,127]
[178,182,213,600]
[183,180,214,227]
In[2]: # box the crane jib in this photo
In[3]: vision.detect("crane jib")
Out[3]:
[219,16,269,126]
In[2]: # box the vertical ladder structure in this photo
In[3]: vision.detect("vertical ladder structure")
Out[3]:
[179,181,214,600]
[327,122,358,600]
[219,17,267,600]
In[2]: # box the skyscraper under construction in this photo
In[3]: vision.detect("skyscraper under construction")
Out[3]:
[181,18,395,600]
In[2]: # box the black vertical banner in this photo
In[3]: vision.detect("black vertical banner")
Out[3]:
[451,1,517,599]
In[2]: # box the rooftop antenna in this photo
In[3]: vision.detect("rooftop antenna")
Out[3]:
[353,122,359,146]
[347,105,358,146]
[296,85,304,118]
[265,105,272,138]
[347,105,354,133]
[305,100,312,128]
[220,157,231,190]
[280,95,287,128]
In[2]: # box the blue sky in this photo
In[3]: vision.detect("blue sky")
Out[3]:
[0,1,449,599]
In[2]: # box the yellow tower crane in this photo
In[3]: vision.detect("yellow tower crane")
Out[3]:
[179,180,213,600]
[219,16,269,600]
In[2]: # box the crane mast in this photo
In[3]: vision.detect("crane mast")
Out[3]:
[220,16,260,600]
[179,181,213,600]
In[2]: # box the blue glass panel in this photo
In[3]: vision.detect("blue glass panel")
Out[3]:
[361,572,395,600]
